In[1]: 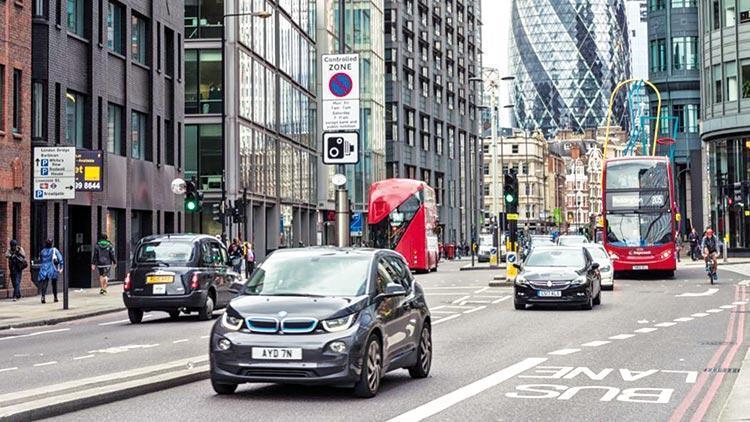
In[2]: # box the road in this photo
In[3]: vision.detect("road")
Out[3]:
[1,260,747,421]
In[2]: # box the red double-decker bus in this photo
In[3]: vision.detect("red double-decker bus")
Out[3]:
[368,179,439,272]
[602,156,677,275]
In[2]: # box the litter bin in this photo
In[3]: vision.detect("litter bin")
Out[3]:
[445,244,455,260]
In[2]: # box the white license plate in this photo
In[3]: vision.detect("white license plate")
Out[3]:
[632,265,648,270]
[252,347,302,360]
[152,284,167,294]
[537,290,562,297]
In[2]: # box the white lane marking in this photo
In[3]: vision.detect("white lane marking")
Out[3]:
[691,313,709,317]
[706,309,723,313]
[387,358,547,422]
[200,335,210,339]
[474,287,490,294]
[423,286,487,290]
[0,367,18,373]
[98,319,130,326]
[463,300,492,304]
[676,288,719,297]
[609,334,635,340]
[431,310,459,314]
[73,355,95,360]
[637,319,650,324]
[548,349,581,356]
[654,322,677,328]
[473,295,507,299]
[424,293,479,296]
[433,314,462,325]
[720,305,736,309]
[581,340,610,347]
[732,301,748,305]
[463,306,487,314]
[172,339,189,344]
[452,295,471,304]
[0,328,71,342]
[674,317,694,322]
[492,296,512,304]
[434,305,480,309]
[634,328,658,333]
[33,361,58,367]
[88,344,160,354]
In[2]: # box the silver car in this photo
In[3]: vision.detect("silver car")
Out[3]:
[584,244,614,290]
[557,235,589,246]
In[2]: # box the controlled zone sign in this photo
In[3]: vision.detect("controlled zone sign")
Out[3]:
[33,147,76,200]
[322,132,360,165]
[322,54,360,131]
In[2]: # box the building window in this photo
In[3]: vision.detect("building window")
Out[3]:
[726,61,738,101]
[185,49,222,114]
[185,124,222,186]
[32,82,44,139]
[649,39,667,72]
[66,0,85,37]
[165,28,175,77]
[131,110,148,160]
[65,90,85,147]
[713,0,721,29]
[672,36,698,70]
[726,0,737,27]
[649,0,665,11]
[131,14,148,65]
[741,59,750,98]
[714,65,723,103]
[741,0,750,23]
[107,1,125,54]
[684,104,699,133]
[165,119,174,165]
[12,69,22,133]
[34,0,46,17]
[184,0,223,39]
[511,144,519,154]
[0,65,4,131]
[107,103,124,155]
[671,0,697,7]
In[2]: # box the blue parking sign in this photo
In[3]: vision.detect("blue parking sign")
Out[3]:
[35,190,44,199]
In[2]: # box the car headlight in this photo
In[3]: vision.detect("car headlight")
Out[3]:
[321,314,356,333]
[221,312,244,331]
[600,266,611,273]
[571,275,589,285]
[514,275,528,286]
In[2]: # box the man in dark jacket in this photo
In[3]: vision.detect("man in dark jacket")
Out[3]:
[688,227,700,261]
[5,240,26,301]
[91,233,116,295]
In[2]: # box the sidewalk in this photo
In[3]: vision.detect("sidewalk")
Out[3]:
[0,285,124,330]
[679,257,750,268]
[719,343,750,421]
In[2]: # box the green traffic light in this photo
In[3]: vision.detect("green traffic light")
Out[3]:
[185,198,198,212]
[505,193,514,203]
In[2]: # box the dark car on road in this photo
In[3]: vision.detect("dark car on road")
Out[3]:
[513,246,602,310]
[209,247,433,398]
[123,234,240,324]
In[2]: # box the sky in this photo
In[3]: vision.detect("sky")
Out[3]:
[481,0,512,76]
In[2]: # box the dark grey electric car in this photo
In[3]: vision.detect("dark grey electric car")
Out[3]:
[209,247,433,398]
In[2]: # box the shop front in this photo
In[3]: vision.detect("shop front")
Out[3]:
[708,137,750,252]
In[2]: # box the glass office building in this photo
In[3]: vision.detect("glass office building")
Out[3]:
[510,0,631,135]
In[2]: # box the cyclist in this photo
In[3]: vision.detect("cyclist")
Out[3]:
[701,228,722,280]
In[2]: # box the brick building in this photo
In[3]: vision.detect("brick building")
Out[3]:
[0,0,32,298]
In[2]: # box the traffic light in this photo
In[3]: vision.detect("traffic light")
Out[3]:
[184,181,203,212]
[212,203,224,222]
[503,171,518,214]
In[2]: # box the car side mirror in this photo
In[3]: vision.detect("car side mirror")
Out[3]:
[377,283,407,300]
[591,262,600,270]
[513,263,523,271]
[228,281,245,294]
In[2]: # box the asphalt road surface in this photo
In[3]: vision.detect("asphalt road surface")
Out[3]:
[4,260,746,421]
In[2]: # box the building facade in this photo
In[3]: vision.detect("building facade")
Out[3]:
[626,0,649,80]
[647,0,703,235]
[0,0,32,297]
[510,0,631,135]
[31,0,184,287]
[384,0,483,246]
[315,0,386,245]
[185,0,319,259]
[700,0,750,251]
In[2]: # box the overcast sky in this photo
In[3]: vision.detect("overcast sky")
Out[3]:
[481,0,512,75]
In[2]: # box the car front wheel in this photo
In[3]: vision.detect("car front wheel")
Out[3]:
[128,309,144,324]
[582,294,594,310]
[593,289,601,306]
[354,335,382,398]
[198,295,215,321]
[408,324,432,378]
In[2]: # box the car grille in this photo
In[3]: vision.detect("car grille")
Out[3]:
[245,317,319,334]
[529,280,571,290]
[243,369,314,378]
[281,318,318,334]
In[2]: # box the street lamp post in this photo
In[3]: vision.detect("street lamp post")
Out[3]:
[221,9,272,239]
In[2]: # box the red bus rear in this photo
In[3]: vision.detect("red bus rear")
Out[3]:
[368,179,439,272]
[602,156,677,275]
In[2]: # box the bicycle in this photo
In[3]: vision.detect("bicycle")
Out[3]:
[704,255,717,285]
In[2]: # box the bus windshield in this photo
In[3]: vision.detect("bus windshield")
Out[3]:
[371,194,421,249]
[606,213,674,247]
[605,160,668,190]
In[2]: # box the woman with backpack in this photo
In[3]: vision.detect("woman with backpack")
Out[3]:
[5,239,27,301]
[38,239,64,304]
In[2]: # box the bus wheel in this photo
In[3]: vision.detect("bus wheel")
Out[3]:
[664,270,675,279]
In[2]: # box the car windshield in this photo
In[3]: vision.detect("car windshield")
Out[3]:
[526,249,585,268]
[606,213,673,247]
[558,236,587,245]
[135,241,194,264]
[244,254,371,297]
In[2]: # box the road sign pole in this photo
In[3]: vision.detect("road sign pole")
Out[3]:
[62,200,69,310]
[334,0,350,248]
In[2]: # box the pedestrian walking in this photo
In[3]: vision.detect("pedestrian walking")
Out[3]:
[688,227,700,261]
[228,238,243,273]
[5,240,27,301]
[91,233,116,295]
[675,235,682,263]
[38,240,63,304]
[245,242,256,279]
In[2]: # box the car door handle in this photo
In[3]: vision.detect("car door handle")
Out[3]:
[402,302,412,311]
